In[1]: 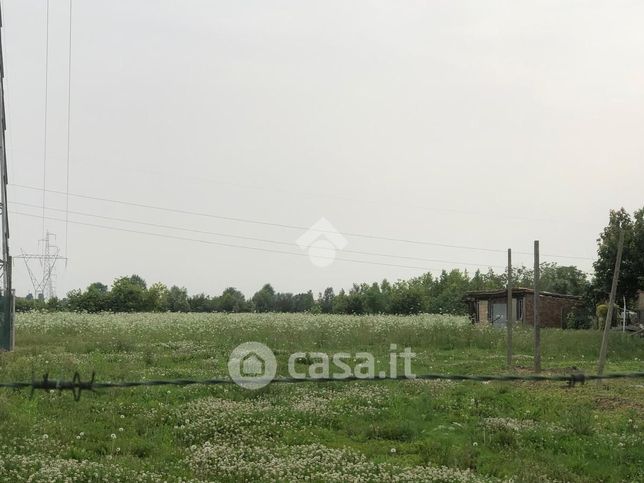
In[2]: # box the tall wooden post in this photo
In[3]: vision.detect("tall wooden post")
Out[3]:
[533,241,541,373]
[506,249,513,368]
[597,229,624,375]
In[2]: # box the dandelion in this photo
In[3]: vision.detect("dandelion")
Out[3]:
[120,415,125,419]
[42,434,48,440]
[390,448,396,454]
[472,442,478,447]
[119,427,124,432]
[111,433,117,440]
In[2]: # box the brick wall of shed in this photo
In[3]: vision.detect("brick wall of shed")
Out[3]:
[523,295,580,328]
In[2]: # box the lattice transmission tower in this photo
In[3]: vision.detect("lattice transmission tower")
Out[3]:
[16,231,66,300]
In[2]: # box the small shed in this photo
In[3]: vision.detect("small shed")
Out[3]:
[464,288,582,328]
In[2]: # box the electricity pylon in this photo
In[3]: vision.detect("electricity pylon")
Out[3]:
[17,231,67,300]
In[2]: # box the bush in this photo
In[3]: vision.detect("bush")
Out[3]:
[565,307,593,329]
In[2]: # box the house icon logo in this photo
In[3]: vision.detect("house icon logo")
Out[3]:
[241,352,264,376]
[228,342,277,390]
[296,217,348,268]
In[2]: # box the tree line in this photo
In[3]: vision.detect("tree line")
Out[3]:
[16,206,643,316]
[17,263,590,315]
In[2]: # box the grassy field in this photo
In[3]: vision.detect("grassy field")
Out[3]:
[0,312,643,482]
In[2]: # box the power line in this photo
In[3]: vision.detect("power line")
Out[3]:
[41,0,51,242]
[10,184,594,261]
[13,211,468,272]
[13,152,600,230]
[13,201,506,269]
[64,0,73,258]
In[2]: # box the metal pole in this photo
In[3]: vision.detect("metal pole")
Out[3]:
[506,248,513,368]
[0,4,14,351]
[598,230,624,375]
[533,241,541,373]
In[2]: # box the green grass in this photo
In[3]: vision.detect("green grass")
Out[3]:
[0,312,642,482]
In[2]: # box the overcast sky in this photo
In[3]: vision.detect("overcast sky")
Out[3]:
[3,0,643,298]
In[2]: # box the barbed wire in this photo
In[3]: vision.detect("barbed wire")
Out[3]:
[1,371,643,401]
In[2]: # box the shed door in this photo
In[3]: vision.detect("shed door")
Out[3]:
[491,302,507,327]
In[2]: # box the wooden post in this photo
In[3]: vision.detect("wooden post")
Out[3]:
[622,296,626,332]
[506,249,513,368]
[533,240,541,373]
[597,229,624,375]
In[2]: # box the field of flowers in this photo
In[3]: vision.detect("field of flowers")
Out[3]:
[0,312,643,482]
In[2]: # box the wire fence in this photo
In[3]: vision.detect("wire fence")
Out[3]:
[1,371,643,401]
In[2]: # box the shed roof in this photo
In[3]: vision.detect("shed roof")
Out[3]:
[464,287,582,301]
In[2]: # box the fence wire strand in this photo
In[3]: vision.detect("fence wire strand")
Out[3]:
[1,371,643,401]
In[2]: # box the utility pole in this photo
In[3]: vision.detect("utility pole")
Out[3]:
[597,229,624,376]
[0,4,15,351]
[533,240,541,373]
[506,248,513,368]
